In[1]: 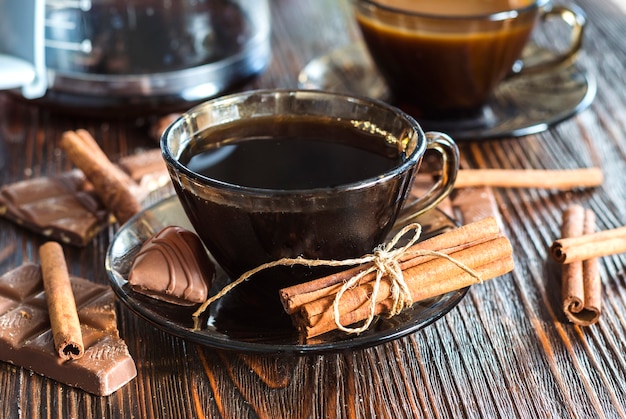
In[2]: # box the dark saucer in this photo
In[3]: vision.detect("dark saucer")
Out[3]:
[106,195,468,354]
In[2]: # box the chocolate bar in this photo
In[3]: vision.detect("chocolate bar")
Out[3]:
[451,186,502,226]
[0,149,170,246]
[0,171,109,246]
[0,264,137,396]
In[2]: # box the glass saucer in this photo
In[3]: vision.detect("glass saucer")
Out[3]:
[298,42,596,140]
[105,195,468,354]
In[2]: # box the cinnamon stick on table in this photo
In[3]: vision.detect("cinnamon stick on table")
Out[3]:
[280,217,514,338]
[39,242,84,360]
[454,168,603,190]
[550,224,626,264]
[558,205,601,326]
[60,130,142,225]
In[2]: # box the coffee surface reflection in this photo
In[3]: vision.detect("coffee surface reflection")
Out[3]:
[370,0,533,15]
[181,116,400,190]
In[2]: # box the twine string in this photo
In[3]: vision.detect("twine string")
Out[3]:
[192,223,482,334]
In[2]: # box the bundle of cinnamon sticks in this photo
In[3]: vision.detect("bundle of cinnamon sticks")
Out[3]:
[279,217,514,338]
[550,205,626,326]
[553,206,601,326]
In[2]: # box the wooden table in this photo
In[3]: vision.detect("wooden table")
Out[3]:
[2,0,626,417]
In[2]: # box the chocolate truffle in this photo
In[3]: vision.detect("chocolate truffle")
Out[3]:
[129,226,214,306]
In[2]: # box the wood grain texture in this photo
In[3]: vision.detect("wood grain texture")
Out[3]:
[1,0,626,417]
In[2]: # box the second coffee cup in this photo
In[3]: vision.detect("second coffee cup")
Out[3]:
[354,0,586,119]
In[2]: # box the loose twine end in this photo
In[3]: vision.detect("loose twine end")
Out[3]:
[192,223,483,335]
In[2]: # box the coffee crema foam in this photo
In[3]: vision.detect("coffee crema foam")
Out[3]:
[372,0,535,16]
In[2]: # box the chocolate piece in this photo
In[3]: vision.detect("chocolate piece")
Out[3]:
[149,114,180,142]
[0,171,108,246]
[129,226,214,306]
[0,149,170,246]
[0,264,137,396]
[117,148,170,199]
[451,186,502,226]
[117,148,168,185]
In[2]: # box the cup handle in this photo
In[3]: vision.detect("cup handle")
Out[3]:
[513,4,586,76]
[397,131,459,224]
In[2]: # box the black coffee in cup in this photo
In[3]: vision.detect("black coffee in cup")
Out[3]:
[181,115,401,189]
[176,115,410,285]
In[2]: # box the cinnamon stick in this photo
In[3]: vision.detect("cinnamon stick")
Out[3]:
[39,242,84,360]
[454,168,603,190]
[280,216,501,314]
[60,130,142,225]
[559,205,601,326]
[550,225,626,264]
[74,129,137,187]
[294,236,513,338]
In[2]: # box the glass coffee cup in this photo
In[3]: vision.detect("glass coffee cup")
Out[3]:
[353,0,586,119]
[161,90,459,294]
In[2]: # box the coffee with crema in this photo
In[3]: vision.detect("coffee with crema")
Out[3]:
[355,0,537,117]
[370,0,533,16]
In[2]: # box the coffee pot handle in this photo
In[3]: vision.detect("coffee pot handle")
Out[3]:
[0,0,47,98]
[512,4,586,76]
[397,132,459,225]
